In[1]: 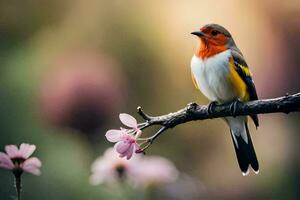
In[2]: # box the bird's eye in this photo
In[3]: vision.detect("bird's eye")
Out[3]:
[211,30,220,36]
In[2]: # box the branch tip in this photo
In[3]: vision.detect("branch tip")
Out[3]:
[137,106,151,120]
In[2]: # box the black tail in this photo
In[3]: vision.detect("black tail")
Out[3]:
[230,123,259,175]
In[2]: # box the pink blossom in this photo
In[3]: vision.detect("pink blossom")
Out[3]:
[106,129,140,160]
[90,148,141,185]
[90,148,179,188]
[131,156,179,187]
[0,143,42,175]
[105,113,142,159]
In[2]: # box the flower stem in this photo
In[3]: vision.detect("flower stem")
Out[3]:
[13,170,23,200]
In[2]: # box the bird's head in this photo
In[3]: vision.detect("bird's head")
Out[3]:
[191,24,236,58]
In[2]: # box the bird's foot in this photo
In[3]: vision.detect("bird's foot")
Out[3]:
[187,102,198,109]
[207,101,218,116]
[230,99,241,117]
[187,102,198,114]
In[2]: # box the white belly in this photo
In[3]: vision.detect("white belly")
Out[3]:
[191,50,237,102]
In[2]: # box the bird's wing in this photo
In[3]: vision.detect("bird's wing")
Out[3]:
[231,50,259,127]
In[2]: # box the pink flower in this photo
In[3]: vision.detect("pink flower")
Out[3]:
[90,148,141,185]
[105,113,142,159]
[131,156,179,187]
[0,143,42,175]
[90,148,179,188]
[106,129,140,160]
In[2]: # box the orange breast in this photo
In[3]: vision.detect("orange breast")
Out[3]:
[196,42,227,59]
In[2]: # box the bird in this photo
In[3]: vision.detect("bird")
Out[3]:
[190,24,259,175]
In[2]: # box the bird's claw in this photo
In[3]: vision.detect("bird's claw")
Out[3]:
[187,102,198,110]
[230,99,241,117]
[207,101,218,116]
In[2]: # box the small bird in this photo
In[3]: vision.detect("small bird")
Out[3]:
[190,24,259,175]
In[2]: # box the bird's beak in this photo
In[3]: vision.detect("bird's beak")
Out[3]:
[191,31,205,37]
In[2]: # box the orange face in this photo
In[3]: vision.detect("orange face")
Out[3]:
[192,27,229,59]
[200,26,228,47]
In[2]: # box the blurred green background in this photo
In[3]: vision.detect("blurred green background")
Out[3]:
[0,0,300,199]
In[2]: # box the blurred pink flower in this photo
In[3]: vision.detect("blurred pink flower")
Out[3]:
[90,148,140,185]
[0,143,42,175]
[39,51,126,135]
[105,113,142,159]
[132,156,179,187]
[90,148,178,188]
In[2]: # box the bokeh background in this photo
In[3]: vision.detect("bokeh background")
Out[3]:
[0,0,299,199]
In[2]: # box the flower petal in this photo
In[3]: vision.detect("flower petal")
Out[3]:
[105,129,124,142]
[124,144,134,160]
[24,167,41,176]
[19,144,36,159]
[119,113,138,128]
[23,157,42,167]
[90,173,105,185]
[22,157,42,175]
[114,141,130,154]
[133,143,141,153]
[5,145,19,158]
[0,152,14,169]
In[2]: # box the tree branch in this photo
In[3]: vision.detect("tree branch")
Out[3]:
[136,93,300,152]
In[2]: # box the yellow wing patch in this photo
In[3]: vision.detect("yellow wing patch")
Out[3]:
[235,61,252,77]
[228,58,250,101]
[191,72,199,90]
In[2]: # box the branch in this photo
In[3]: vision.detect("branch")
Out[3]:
[136,93,300,152]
